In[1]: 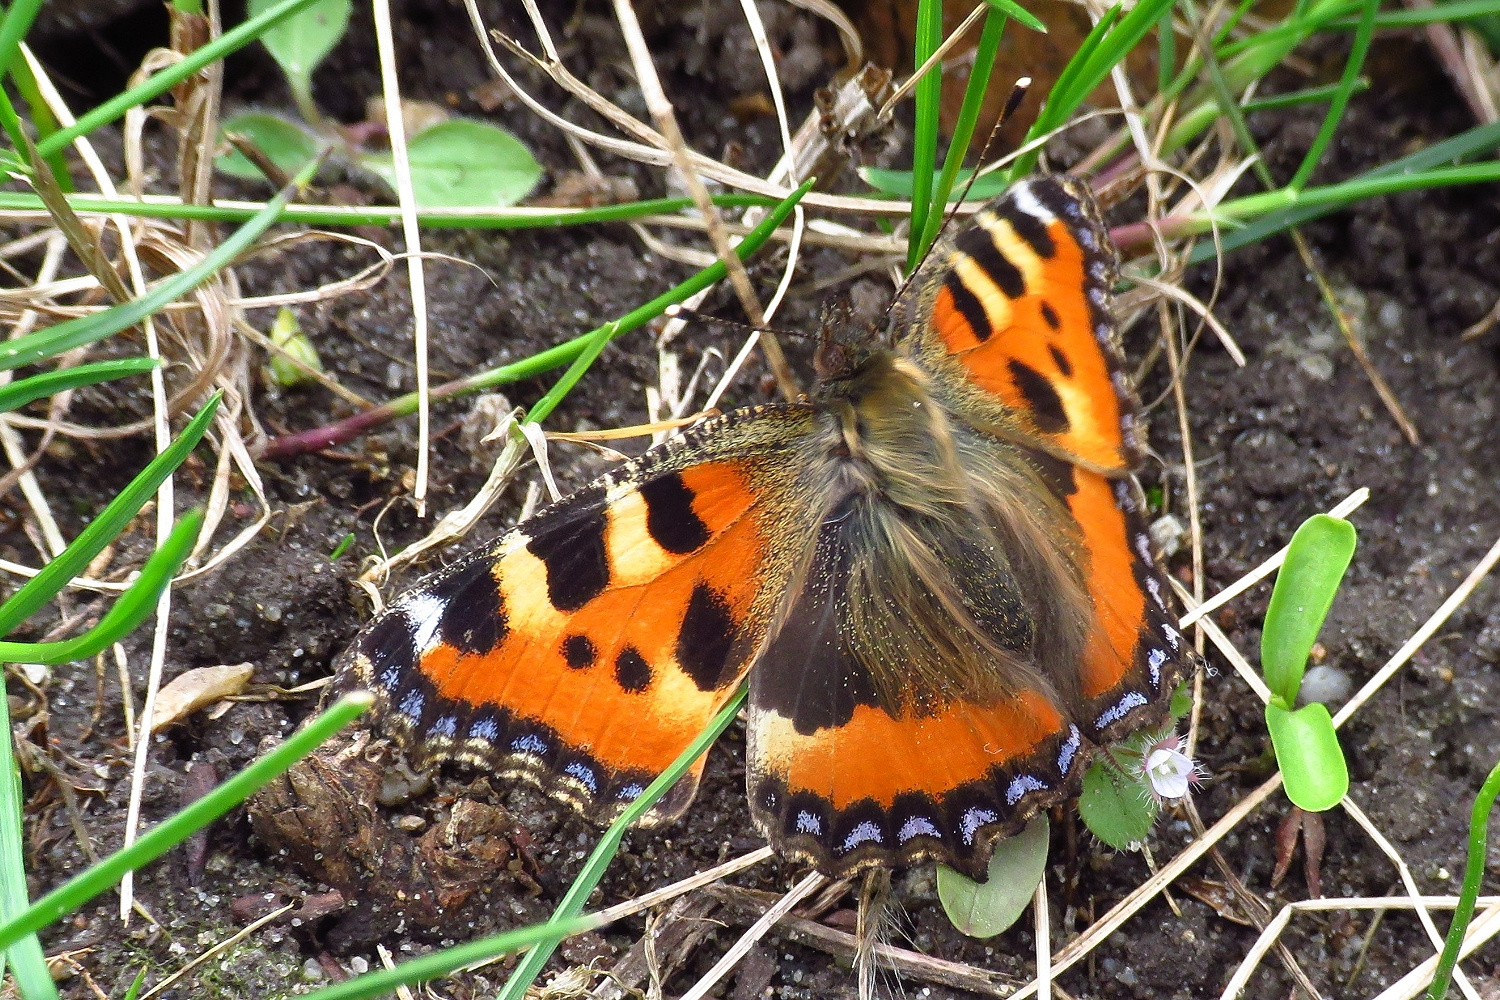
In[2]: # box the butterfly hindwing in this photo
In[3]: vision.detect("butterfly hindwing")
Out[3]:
[335,405,819,825]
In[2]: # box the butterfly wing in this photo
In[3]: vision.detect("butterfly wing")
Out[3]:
[896,175,1142,473]
[335,405,820,825]
[745,461,1090,878]
[898,174,1193,743]
[743,176,1194,875]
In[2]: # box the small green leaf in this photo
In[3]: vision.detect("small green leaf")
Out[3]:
[266,306,323,386]
[860,166,1010,201]
[1080,754,1159,851]
[1262,514,1357,704]
[937,814,1049,938]
[983,0,1048,32]
[362,120,542,208]
[1266,702,1348,811]
[249,0,349,111]
[216,112,321,181]
[1170,679,1194,719]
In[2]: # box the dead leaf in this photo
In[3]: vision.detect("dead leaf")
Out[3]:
[151,663,255,731]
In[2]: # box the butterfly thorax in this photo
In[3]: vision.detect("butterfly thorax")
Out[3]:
[772,348,1090,720]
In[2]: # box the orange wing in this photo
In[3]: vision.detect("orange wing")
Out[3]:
[335,406,817,825]
[898,175,1143,473]
[1019,448,1191,744]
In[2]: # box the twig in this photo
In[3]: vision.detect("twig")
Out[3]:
[609,0,799,403]
[371,0,432,512]
[679,872,825,1000]
[708,884,1023,998]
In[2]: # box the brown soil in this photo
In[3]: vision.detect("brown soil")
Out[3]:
[13,1,1500,998]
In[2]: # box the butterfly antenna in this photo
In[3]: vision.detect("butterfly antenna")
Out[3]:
[855,867,892,1000]
[938,76,1032,237]
[663,303,813,343]
[888,76,1032,311]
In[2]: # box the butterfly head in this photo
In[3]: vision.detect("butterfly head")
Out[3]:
[812,296,894,390]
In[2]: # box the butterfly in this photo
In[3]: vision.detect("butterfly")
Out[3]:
[333,174,1193,879]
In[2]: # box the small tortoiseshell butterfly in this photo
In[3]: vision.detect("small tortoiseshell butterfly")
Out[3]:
[334,175,1193,879]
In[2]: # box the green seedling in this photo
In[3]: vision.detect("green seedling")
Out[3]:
[266,305,323,387]
[217,0,540,207]
[253,0,348,124]
[1262,514,1356,811]
[937,815,1050,938]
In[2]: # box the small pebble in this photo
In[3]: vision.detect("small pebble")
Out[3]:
[1297,664,1354,707]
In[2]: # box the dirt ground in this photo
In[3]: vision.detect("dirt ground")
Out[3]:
[11,1,1500,998]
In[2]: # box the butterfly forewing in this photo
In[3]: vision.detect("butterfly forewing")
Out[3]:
[897,176,1145,473]
[335,405,819,825]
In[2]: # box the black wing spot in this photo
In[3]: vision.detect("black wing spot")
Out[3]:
[943,271,992,343]
[615,646,652,692]
[526,499,610,612]
[426,557,508,655]
[1040,301,1061,331]
[676,582,737,690]
[997,202,1057,259]
[955,227,1026,299]
[639,472,711,554]
[1048,344,1073,378]
[563,634,596,669]
[1008,360,1070,434]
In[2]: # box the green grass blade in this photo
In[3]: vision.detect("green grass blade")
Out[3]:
[0,58,27,157]
[1043,3,1120,125]
[1288,0,1378,190]
[0,358,158,414]
[0,160,317,372]
[0,190,778,229]
[301,914,603,1000]
[1010,1,1141,180]
[0,393,221,636]
[0,507,204,665]
[1183,1,1276,190]
[498,687,750,1000]
[907,0,946,271]
[0,0,44,116]
[1157,6,1176,95]
[1426,758,1500,1000]
[0,693,372,951]
[916,7,1008,260]
[523,179,812,427]
[0,659,59,999]
[1241,79,1369,113]
[2,38,69,188]
[31,0,328,162]
[1185,121,1500,264]
[984,0,1044,31]
[1321,0,1500,28]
